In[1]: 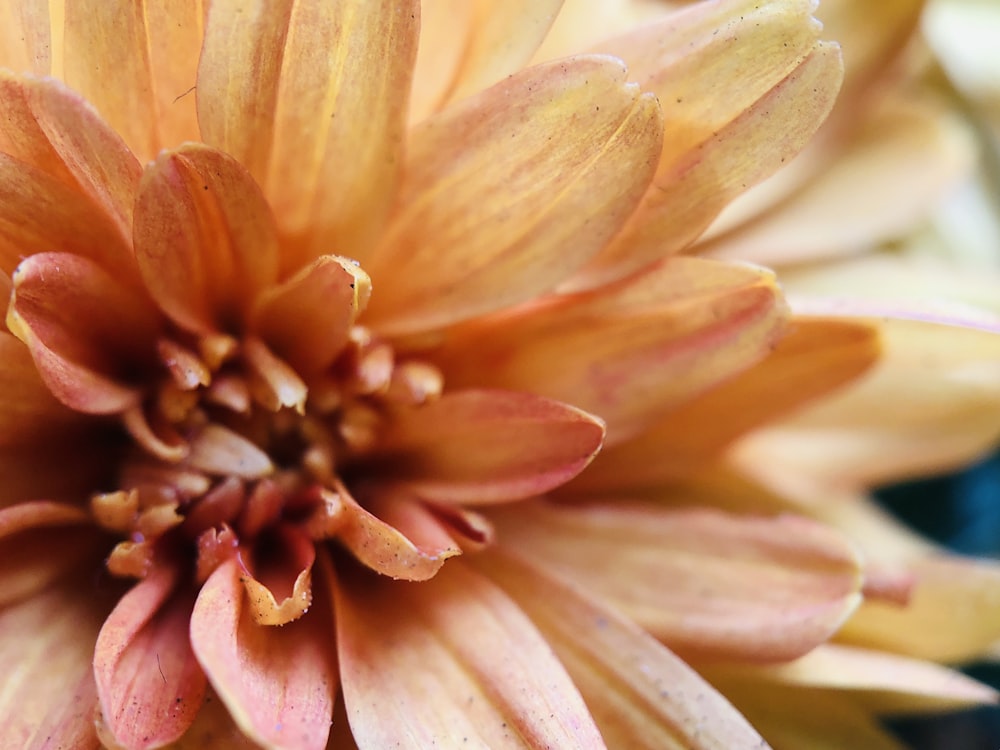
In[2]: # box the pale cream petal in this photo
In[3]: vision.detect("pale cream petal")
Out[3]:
[198,0,418,273]
[489,502,863,662]
[363,55,662,334]
[478,549,772,750]
[334,561,606,749]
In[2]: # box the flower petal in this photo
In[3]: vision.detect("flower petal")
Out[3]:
[490,502,863,662]
[569,315,881,493]
[411,0,564,121]
[334,560,606,749]
[62,0,203,161]
[478,549,772,750]
[0,72,141,250]
[240,524,315,626]
[438,257,788,446]
[198,0,418,272]
[363,55,663,334]
[134,144,280,336]
[570,28,843,287]
[250,255,371,376]
[94,565,206,749]
[368,389,605,504]
[705,97,973,265]
[0,501,99,607]
[7,252,162,413]
[733,311,1000,488]
[335,486,462,581]
[190,556,338,750]
[0,575,109,750]
[0,1,52,75]
[706,643,998,715]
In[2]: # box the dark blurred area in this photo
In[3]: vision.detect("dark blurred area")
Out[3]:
[876,453,1000,749]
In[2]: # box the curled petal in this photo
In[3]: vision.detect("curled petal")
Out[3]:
[439,257,789,446]
[134,144,280,336]
[94,565,206,749]
[364,55,663,334]
[369,389,605,504]
[198,0,418,272]
[190,556,338,750]
[335,486,462,581]
[240,524,315,626]
[490,502,863,662]
[334,560,606,749]
[7,252,161,413]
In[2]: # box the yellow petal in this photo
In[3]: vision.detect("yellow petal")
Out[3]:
[489,501,863,662]
[0,0,53,75]
[364,55,663,334]
[438,257,788,446]
[478,549,772,750]
[567,1,843,288]
[198,0,418,273]
[334,561,607,749]
[62,0,203,161]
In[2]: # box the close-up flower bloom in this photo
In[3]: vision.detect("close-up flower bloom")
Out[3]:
[3,1,1000,749]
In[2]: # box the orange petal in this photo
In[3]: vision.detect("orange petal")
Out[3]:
[335,486,462,581]
[490,502,863,662]
[157,686,261,750]
[439,257,788,446]
[186,423,274,480]
[250,255,371,376]
[0,152,136,278]
[197,0,418,273]
[0,1,52,75]
[0,501,98,607]
[133,144,280,336]
[370,389,605,504]
[411,0,564,121]
[478,549,772,750]
[190,556,338,750]
[706,643,998,715]
[62,0,203,161]
[571,38,843,288]
[0,72,141,251]
[7,252,162,413]
[570,315,881,492]
[0,574,109,749]
[334,560,606,749]
[363,55,663,335]
[94,565,206,749]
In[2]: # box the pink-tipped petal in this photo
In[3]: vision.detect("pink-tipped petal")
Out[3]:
[370,389,605,504]
[439,257,789,446]
[334,561,606,749]
[133,144,280,336]
[190,557,338,750]
[478,549,772,750]
[62,0,203,161]
[364,55,663,334]
[198,0,418,272]
[94,565,206,749]
[7,252,161,413]
[490,501,863,662]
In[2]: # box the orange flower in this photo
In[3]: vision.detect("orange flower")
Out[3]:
[0,1,937,749]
